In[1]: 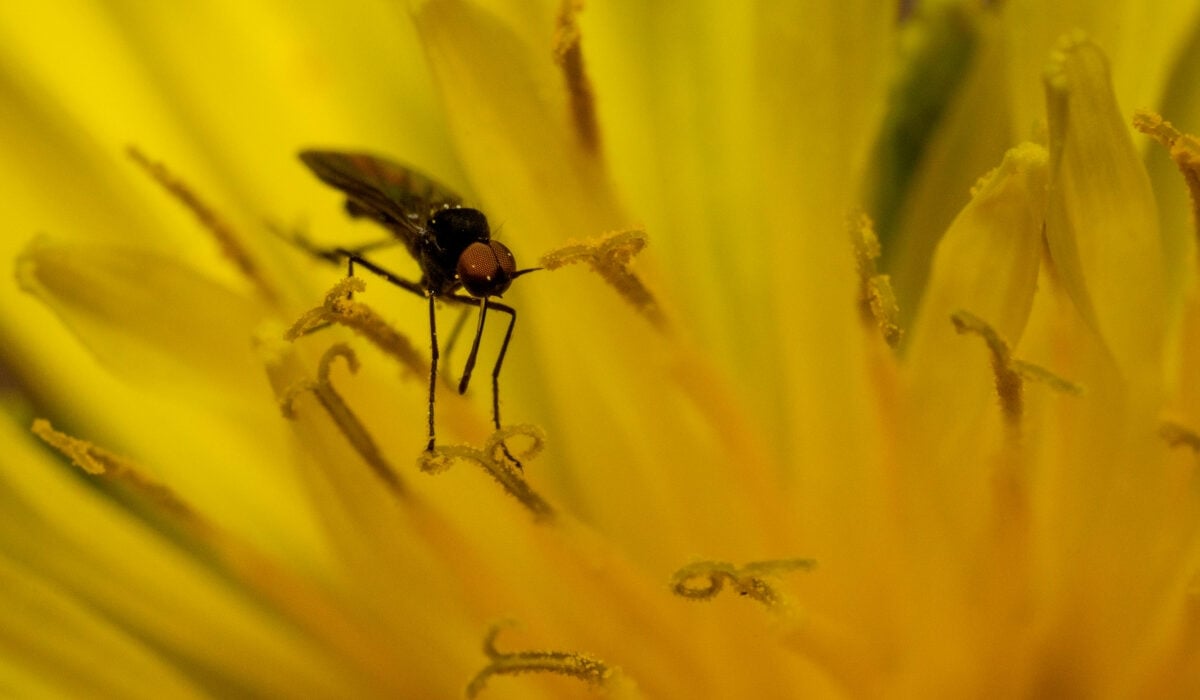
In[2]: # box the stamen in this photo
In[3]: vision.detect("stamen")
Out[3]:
[1134,110,1200,240]
[466,621,614,698]
[280,343,405,496]
[126,146,279,304]
[31,419,196,520]
[670,558,816,609]
[849,213,903,347]
[950,310,1081,425]
[285,278,426,379]
[539,228,666,329]
[553,0,600,153]
[418,425,554,522]
[669,559,889,694]
[950,310,1021,422]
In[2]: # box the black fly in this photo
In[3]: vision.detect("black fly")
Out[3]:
[296,150,536,464]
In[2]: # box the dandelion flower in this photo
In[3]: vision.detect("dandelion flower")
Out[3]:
[3,1,1200,698]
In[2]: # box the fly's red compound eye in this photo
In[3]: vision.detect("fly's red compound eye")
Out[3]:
[457,240,517,297]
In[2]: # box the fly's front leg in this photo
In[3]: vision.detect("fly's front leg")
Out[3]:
[458,298,489,395]
[447,294,516,424]
[449,294,521,468]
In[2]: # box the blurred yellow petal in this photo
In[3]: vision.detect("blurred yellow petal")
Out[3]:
[1149,23,1200,307]
[0,555,207,700]
[1000,0,1200,142]
[576,3,895,468]
[908,142,1048,359]
[1044,33,1167,393]
[414,0,621,235]
[882,5,1013,319]
[0,419,375,697]
[17,236,266,396]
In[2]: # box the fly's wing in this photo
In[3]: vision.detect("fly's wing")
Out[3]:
[299,150,463,243]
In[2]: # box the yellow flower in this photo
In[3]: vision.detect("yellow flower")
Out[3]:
[4,1,1200,697]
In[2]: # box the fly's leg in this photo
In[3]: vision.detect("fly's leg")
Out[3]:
[426,292,438,453]
[450,294,522,469]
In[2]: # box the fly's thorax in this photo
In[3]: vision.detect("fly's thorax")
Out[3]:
[411,206,486,294]
[427,207,491,269]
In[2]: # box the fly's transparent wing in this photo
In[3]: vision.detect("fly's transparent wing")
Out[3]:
[299,149,464,243]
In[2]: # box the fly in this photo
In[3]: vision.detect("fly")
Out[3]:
[296,150,536,465]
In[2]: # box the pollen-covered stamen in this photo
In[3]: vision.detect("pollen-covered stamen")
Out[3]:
[553,0,600,153]
[466,621,614,698]
[950,310,1081,426]
[280,343,405,496]
[539,228,666,329]
[1134,110,1200,241]
[31,419,197,520]
[950,310,1022,423]
[671,558,816,609]
[286,278,426,379]
[418,425,553,521]
[126,146,279,305]
[849,212,903,347]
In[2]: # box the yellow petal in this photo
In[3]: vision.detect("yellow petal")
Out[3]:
[15,239,329,554]
[17,236,267,398]
[1043,32,1166,393]
[907,141,1051,372]
[907,142,1048,359]
[578,1,896,481]
[1000,0,1200,142]
[0,417,366,696]
[902,142,1047,521]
